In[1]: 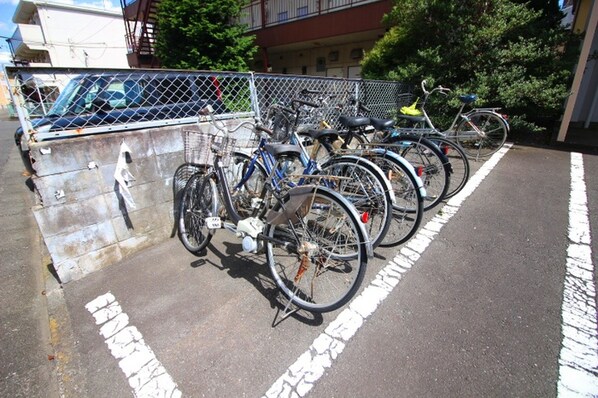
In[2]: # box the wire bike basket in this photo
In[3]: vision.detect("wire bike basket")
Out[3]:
[183,130,237,167]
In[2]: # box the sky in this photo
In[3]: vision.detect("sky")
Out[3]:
[0,0,120,65]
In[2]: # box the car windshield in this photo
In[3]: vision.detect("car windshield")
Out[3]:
[46,77,86,116]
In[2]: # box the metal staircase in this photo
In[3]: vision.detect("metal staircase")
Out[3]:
[121,0,161,68]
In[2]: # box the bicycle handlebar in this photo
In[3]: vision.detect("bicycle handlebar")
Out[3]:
[358,101,371,114]
[300,88,321,95]
[292,98,320,109]
[199,105,262,135]
[274,104,296,115]
[421,80,451,98]
[255,124,274,136]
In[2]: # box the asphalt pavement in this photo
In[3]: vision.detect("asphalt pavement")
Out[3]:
[0,114,58,397]
[2,109,598,398]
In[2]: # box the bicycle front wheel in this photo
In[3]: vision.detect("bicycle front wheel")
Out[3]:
[178,174,218,254]
[454,111,508,158]
[362,151,424,247]
[265,186,369,313]
[428,137,470,199]
[390,135,450,211]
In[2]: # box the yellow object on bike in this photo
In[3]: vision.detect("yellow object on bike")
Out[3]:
[400,99,423,116]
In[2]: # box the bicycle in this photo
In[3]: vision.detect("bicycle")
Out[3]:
[294,90,451,211]
[178,107,370,313]
[230,99,395,250]
[397,80,509,159]
[268,99,426,247]
[335,93,471,201]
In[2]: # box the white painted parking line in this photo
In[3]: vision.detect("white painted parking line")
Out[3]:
[557,153,598,397]
[264,144,513,398]
[86,292,182,398]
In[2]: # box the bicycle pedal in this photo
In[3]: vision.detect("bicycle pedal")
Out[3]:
[205,216,222,229]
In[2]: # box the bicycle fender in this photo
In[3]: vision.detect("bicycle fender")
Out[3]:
[464,110,511,133]
[370,148,427,199]
[321,155,396,204]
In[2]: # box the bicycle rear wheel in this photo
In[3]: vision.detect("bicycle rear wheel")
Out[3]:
[319,156,393,249]
[454,111,508,158]
[362,151,424,247]
[265,186,368,313]
[178,174,218,254]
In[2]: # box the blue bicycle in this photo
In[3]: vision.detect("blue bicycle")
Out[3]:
[228,100,394,249]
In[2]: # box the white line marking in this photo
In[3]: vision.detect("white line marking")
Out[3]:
[86,292,182,398]
[264,144,512,397]
[557,153,598,397]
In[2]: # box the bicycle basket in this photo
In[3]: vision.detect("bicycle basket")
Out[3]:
[183,130,236,166]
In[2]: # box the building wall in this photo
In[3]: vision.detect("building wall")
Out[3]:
[249,0,390,76]
[571,26,598,124]
[266,39,375,77]
[17,3,128,68]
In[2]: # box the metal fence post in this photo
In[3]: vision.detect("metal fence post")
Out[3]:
[3,66,32,150]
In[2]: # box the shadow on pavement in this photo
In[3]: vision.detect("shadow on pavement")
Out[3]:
[189,240,325,327]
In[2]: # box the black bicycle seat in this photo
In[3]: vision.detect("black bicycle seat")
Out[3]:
[338,116,371,129]
[305,128,339,141]
[396,114,426,123]
[263,143,302,159]
[369,117,395,131]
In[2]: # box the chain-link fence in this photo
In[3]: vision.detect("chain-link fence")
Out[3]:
[4,66,413,149]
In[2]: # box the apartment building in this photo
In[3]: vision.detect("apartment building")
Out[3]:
[240,0,392,77]
[122,0,392,78]
[557,0,598,142]
[8,0,129,68]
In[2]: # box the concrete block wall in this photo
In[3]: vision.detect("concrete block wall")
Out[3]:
[29,124,196,283]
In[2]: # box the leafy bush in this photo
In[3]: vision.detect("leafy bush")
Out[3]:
[361,0,580,137]
[155,0,257,72]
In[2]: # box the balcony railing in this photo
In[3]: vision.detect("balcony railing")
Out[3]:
[11,24,46,56]
[239,0,381,30]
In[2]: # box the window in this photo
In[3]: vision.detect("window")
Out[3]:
[278,11,288,22]
[297,6,308,18]
[316,57,326,72]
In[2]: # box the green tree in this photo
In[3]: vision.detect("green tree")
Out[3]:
[361,0,579,135]
[155,0,257,71]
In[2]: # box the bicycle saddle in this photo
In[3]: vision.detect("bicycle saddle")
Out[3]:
[369,117,395,131]
[338,116,370,129]
[263,143,302,159]
[396,114,426,123]
[305,128,339,141]
[459,94,477,104]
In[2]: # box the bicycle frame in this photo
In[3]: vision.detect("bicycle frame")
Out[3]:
[232,134,320,194]
[409,81,509,138]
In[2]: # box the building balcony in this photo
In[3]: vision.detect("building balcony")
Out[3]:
[240,0,392,51]
[10,24,47,59]
[240,0,386,30]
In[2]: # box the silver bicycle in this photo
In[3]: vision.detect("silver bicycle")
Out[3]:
[398,80,510,159]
